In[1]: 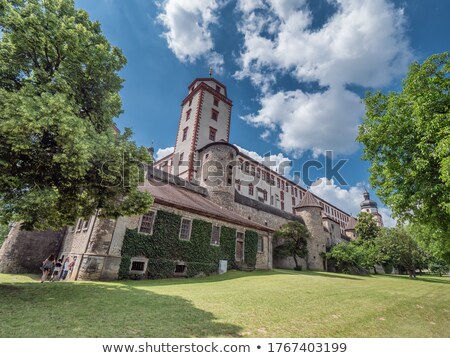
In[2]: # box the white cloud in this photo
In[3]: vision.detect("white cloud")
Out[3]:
[310,178,397,227]
[154,146,174,161]
[243,87,364,156]
[235,0,412,155]
[235,144,293,177]
[158,0,225,71]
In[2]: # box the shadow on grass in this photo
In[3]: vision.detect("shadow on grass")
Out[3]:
[371,274,450,285]
[0,280,242,338]
[295,271,364,281]
[123,269,364,289]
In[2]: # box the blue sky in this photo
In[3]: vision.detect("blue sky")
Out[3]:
[75,0,449,224]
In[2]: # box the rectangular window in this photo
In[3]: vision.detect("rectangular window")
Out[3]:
[281,181,285,191]
[277,178,280,188]
[179,152,184,164]
[295,188,298,197]
[271,175,275,185]
[186,109,191,121]
[216,85,221,93]
[139,211,156,235]
[82,217,90,231]
[236,232,244,261]
[211,225,221,245]
[248,184,254,196]
[286,183,289,192]
[236,179,241,191]
[244,162,249,173]
[281,202,285,211]
[280,191,284,201]
[182,127,188,141]
[264,190,268,201]
[131,261,145,271]
[76,219,83,233]
[213,97,219,107]
[262,172,266,181]
[211,109,219,121]
[257,237,264,253]
[256,168,260,178]
[250,165,255,176]
[292,197,296,206]
[209,127,217,141]
[179,218,192,241]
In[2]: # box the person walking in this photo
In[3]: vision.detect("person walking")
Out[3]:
[51,259,63,281]
[60,257,70,280]
[40,254,55,283]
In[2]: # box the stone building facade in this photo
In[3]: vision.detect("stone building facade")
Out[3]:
[0,76,383,280]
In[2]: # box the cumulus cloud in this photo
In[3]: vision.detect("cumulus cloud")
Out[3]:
[243,87,364,156]
[158,0,225,71]
[154,146,174,161]
[310,178,397,227]
[235,0,412,155]
[235,144,293,177]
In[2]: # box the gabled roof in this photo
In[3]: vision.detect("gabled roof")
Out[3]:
[141,169,272,232]
[295,190,322,209]
[345,216,357,231]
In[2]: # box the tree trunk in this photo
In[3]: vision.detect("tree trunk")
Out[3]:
[373,266,377,274]
[293,255,299,269]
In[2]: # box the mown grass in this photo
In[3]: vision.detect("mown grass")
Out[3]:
[0,270,449,338]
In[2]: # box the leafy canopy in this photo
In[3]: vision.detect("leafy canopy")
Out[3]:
[274,221,310,268]
[0,0,153,230]
[355,212,380,241]
[358,52,450,249]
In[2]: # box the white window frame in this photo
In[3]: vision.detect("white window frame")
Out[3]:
[129,256,149,274]
[179,217,193,241]
[257,236,264,253]
[138,210,157,235]
[211,224,221,246]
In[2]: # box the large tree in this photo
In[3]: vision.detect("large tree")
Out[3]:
[273,222,309,270]
[358,52,450,252]
[0,0,153,230]
[378,227,428,279]
[355,212,380,241]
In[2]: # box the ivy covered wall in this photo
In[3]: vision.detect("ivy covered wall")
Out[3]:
[119,209,259,279]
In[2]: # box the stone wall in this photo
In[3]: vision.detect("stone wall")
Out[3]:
[297,207,328,270]
[0,224,64,274]
[58,202,273,281]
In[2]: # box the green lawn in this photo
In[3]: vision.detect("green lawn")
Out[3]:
[0,270,449,338]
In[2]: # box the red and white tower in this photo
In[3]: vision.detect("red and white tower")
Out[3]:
[155,76,232,182]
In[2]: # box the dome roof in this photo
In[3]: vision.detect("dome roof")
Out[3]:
[360,190,378,209]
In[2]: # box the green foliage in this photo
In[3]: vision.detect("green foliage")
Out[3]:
[326,242,365,274]
[355,212,381,241]
[358,52,450,254]
[244,230,258,268]
[0,0,153,230]
[119,209,259,279]
[377,227,428,278]
[274,222,309,269]
[0,223,9,248]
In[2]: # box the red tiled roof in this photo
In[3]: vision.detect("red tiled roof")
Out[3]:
[141,179,272,232]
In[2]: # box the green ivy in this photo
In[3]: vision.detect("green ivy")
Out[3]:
[244,230,259,268]
[119,209,259,279]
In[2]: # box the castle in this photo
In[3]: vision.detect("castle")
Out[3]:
[0,77,383,280]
